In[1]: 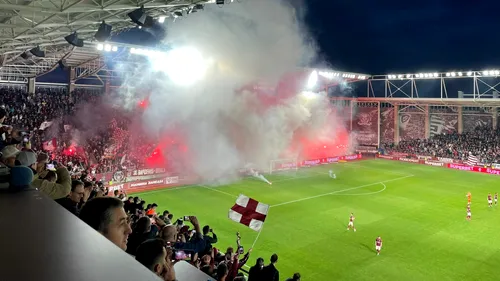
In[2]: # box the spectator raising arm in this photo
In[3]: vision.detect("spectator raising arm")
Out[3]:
[33,165,71,199]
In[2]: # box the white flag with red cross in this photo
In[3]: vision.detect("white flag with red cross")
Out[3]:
[228,194,269,232]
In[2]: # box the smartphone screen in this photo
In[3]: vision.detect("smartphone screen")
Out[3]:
[46,163,55,170]
[175,251,188,260]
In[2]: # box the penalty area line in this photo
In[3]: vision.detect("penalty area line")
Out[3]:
[199,185,238,198]
[270,175,414,208]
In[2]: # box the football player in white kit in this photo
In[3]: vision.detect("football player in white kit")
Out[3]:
[329,170,336,179]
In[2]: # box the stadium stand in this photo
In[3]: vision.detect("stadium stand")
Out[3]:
[1,86,283,281]
[382,125,500,164]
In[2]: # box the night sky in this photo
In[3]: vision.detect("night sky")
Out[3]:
[304,0,500,74]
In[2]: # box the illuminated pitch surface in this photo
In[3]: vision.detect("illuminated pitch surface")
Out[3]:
[133,160,500,281]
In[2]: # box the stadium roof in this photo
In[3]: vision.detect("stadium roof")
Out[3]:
[0,0,212,79]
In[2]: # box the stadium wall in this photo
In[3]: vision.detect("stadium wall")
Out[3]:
[107,154,363,193]
[332,99,499,146]
[377,154,500,176]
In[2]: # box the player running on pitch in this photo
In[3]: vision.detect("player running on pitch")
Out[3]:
[375,236,383,255]
[329,169,336,179]
[466,203,471,221]
[466,192,472,205]
[488,193,493,207]
[495,193,498,206]
[347,213,356,232]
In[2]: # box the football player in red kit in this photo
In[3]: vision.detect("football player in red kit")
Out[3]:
[487,193,493,207]
[466,204,471,221]
[347,213,356,232]
[375,236,383,255]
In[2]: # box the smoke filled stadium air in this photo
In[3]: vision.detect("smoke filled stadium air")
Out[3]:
[1,0,500,281]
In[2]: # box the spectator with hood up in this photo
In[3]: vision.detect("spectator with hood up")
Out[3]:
[31,158,71,200]
[248,257,265,281]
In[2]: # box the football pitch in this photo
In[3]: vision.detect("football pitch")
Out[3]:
[133,159,500,281]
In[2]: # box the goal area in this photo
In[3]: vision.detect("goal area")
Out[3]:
[269,158,298,174]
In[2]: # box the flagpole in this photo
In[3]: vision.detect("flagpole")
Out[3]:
[251,206,270,249]
[251,223,264,249]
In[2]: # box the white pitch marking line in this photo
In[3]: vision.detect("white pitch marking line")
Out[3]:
[334,182,387,196]
[132,184,200,196]
[200,185,238,198]
[271,173,321,183]
[271,175,414,207]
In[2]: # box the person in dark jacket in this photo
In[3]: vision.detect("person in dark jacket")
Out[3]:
[55,180,85,215]
[202,225,218,256]
[262,254,279,281]
[248,257,264,281]
[285,273,300,281]
[126,216,158,256]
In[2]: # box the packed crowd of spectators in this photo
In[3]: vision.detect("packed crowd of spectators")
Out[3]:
[0,86,156,174]
[1,85,299,281]
[382,125,500,164]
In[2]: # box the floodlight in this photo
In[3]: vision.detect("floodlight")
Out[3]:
[104,44,111,52]
[302,91,317,100]
[127,5,154,27]
[158,16,166,23]
[451,72,456,77]
[446,73,451,77]
[458,72,463,76]
[29,46,45,57]
[406,74,411,78]
[65,32,84,47]
[96,44,104,51]
[150,46,208,86]
[95,21,112,42]
[307,71,318,89]
[433,73,438,77]
[467,71,473,76]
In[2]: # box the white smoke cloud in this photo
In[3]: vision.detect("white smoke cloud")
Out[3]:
[122,0,348,181]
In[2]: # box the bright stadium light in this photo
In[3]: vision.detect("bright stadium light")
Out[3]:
[158,16,166,23]
[96,44,104,51]
[302,91,317,100]
[467,71,473,76]
[104,44,111,52]
[307,70,318,89]
[406,74,412,78]
[458,72,463,76]
[433,73,439,77]
[112,46,118,52]
[151,46,209,86]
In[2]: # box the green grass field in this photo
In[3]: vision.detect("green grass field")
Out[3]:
[133,159,500,281]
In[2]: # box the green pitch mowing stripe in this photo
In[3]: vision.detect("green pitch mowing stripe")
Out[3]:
[133,160,500,281]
